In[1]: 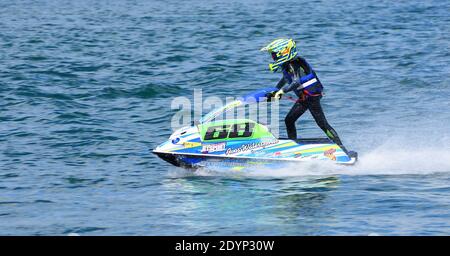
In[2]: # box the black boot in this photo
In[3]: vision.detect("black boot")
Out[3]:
[324,128,350,155]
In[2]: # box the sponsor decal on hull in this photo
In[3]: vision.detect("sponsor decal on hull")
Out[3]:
[324,148,337,161]
[183,142,201,148]
[225,139,278,155]
[201,142,226,153]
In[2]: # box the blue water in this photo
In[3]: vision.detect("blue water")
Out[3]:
[1,0,450,235]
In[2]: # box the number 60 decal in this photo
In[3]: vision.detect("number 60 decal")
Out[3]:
[204,122,255,141]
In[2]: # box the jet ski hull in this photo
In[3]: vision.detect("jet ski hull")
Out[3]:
[154,150,357,169]
[153,135,357,169]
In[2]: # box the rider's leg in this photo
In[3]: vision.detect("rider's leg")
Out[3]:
[307,96,350,154]
[284,101,308,140]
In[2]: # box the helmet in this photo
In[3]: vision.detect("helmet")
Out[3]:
[260,38,298,72]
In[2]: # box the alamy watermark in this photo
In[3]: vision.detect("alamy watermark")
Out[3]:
[170,89,281,137]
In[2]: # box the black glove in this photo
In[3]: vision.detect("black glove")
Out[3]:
[265,91,277,102]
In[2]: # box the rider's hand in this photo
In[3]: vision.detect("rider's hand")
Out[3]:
[274,89,284,100]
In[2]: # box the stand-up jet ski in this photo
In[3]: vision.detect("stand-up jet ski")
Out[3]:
[153,88,357,169]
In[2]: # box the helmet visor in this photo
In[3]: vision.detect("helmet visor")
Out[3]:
[271,52,278,61]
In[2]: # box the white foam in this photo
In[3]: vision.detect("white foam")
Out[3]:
[166,129,450,178]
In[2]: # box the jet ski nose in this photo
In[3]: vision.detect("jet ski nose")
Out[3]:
[153,151,182,167]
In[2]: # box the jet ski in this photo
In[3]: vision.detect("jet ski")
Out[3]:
[153,88,357,169]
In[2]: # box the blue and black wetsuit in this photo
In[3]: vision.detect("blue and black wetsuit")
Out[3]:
[276,57,348,153]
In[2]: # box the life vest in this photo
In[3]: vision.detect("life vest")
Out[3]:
[299,72,319,89]
[282,58,323,99]
[300,71,323,98]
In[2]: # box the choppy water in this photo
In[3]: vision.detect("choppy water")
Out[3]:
[1,0,450,235]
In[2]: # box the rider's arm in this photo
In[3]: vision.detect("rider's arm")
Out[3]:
[277,76,299,93]
[280,80,301,93]
[276,77,286,89]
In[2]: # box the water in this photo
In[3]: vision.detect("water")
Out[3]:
[1,0,449,235]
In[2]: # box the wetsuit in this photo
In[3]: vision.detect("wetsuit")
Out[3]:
[276,57,349,153]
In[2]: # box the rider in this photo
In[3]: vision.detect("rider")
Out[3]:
[261,38,351,155]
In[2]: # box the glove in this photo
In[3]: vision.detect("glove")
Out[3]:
[265,90,276,102]
[274,89,284,100]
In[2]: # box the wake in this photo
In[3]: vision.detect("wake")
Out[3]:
[166,130,450,178]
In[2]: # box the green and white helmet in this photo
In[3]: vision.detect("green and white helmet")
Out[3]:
[260,38,298,72]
